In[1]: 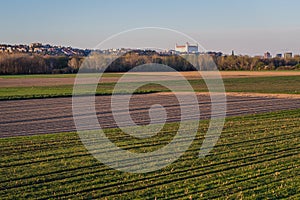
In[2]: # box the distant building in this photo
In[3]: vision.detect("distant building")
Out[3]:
[264,52,272,59]
[284,52,293,59]
[29,42,43,48]
[175,42,198,54]
[275,53,282,58]
[6,47,13,53]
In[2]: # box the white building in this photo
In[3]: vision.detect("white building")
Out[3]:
[284,52,293,59]
[29,42,42,48]
[264,52,272,59]
[175,42,198,54]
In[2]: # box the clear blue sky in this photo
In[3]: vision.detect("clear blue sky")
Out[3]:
[1,0,300,55]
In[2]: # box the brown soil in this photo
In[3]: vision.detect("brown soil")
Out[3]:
[1,71,300,87]
[1,93,300,138]
[129,71,300,79]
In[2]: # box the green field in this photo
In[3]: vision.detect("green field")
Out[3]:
[0,76,300,100]
[1,109,299,199]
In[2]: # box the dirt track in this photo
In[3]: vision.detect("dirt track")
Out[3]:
[1,93,300,138]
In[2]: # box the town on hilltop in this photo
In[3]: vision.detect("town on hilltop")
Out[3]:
[0,42,297,59]
[0,42,299,75]
[0,43,91,56]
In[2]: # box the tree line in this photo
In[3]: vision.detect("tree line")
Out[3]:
[0,51,299,75]
[214,55,300,70]
[0,53,72,74]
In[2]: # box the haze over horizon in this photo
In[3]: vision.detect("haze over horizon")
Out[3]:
[1,0,300,56]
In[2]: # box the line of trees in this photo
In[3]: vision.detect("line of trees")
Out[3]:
[0,53,73,74]
[78,52,195,72]
[214,55,300,71]
[0,51,299,75]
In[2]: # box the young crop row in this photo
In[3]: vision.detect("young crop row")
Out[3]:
[0,109,299,199]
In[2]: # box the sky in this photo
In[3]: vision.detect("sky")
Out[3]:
[1,0,300,55]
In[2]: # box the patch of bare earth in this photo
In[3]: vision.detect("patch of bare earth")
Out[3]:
[223,92,300,99]
[1,71,300,87]
[134,71,300,79]
[159,92,300,99]
[1,92,300,138]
